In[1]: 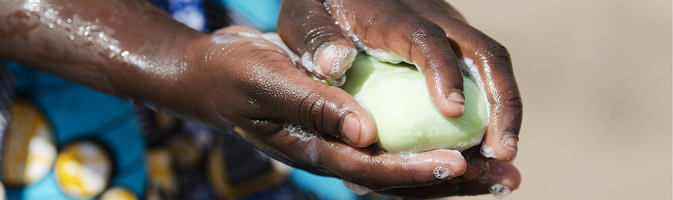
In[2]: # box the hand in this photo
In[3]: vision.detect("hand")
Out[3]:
[377,147,521,198]
[0,0,519,196]
[277,0,523,196]
[181,26,473,191]
[278,0,521,169]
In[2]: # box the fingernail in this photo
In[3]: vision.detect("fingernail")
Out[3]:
[342,113,362,146]
[315,44,357,79]
[314,44,334,77]
[501,133,518,151]
[448,91,466,113]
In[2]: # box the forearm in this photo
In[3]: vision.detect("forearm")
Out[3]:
[0,0,206,109]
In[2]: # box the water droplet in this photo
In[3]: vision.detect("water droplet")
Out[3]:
[48,23,54,28]
[66,18,72,23]
[328,74,346,86]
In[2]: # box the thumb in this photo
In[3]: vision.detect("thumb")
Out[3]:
[208,26,375,147]
[281,73,377,147]
[253,57,376,147]
[278,0,357,83]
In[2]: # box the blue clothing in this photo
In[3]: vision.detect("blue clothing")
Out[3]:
[5,63,147,200]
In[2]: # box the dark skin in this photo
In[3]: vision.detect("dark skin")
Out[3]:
[278,0,523,161]
[0,0,521,197]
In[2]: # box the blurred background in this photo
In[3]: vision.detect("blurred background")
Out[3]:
[447,0,672,199]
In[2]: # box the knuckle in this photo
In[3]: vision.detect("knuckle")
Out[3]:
[495,76,522,110]
[362,8,387,34]
[481,39,511,64]
[303,26,340,53]
[502,94,523,134]
[505,96,523,110]
[405,19,447,46]
[297,90,331,133]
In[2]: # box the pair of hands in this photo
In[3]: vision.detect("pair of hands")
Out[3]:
[182,0,522,198]
[0,0,519,197]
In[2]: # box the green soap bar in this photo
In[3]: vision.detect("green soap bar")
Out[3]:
[341,55,489,153]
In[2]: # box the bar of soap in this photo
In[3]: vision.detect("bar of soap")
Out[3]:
[340,55,489,153]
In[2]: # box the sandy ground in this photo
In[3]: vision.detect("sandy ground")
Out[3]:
[444,0,672,199]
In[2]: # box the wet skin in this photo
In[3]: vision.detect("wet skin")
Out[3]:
[0,0,521,197]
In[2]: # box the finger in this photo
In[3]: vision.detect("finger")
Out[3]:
[400,0,467,23]
[453,28,522,162]
[214,25,264,35]
[379,160,521,199]
[415,6,523,161]
[239,51,376,147]
[278,0,357,82]
[200,30,376,147]
[264,132,467,190]
[280,71,378,147]
[332,2,466,118]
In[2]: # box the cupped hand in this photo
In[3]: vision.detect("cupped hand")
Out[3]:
[278,0,523,162]
[182,26,472,191]
[376,147,521,198]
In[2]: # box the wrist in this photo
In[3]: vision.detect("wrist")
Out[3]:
[120,25,207,112]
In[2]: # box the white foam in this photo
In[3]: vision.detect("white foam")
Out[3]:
[283,123,317,141]
[320,44,357,73]
[298,43,356,86]
[489,184,511,199]
[301,51,318,74]
[433,165,453,179]
[351,35,412,65]
[461,57,491,120]
[398,152,417,159]
[481,145,496,159]
[261,32,301,64]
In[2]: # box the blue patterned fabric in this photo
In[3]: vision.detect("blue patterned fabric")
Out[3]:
[5,63,147,200]
[205,0,281,32]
